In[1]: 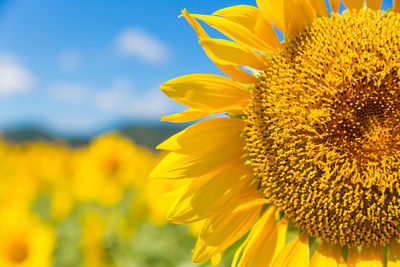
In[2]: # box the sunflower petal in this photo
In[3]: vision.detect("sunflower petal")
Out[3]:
[309,0,330,16]
[150,142,244,179]
[200,38,268,70]
[389,240,400,267]
[347,247,383,267]
[212,5,280,50]
[271,231,310,267]
[218,191,269,213]
[191,13,277,53]
[213,5,260,29]
[160,74,250,113]
[343,0,364,9]
[366,0,382,10]
[329,0,341,12]
[257,0,286,33]
[284,0,316,39]
[167,162,254,223]
[217,65,258,84]
[211,251,224,267]
[310,242,346,267]
[157,117,245,155]
[181,9,257,84]
[161,109,213,123]
[395,0,400,12]
[181,8,207,38]
[233,206,288,267]
[244,220,288,267]
[254,12,281,49]
[192,192,264,262]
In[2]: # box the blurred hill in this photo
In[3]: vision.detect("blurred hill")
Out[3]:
[119,125,185,150]
[1,124,186,150]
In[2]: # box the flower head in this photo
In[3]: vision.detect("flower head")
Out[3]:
[0,209,55,267]
[153,0,400,266]
[73,132,155,206]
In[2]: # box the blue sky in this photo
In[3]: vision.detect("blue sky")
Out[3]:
[0,0,394,136]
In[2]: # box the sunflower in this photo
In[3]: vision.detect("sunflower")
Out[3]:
[151,0,400,266]
[73,133,154,206]
[0,208,55,267]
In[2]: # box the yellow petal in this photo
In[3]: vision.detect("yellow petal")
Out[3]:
[395,0,400,12]
[157,117,245,154]
[158,178,191,200]
[217,65,258,84]
[150,140,245,179]
[216,190,269,213]
[191,13,277,53]
[347,247,383,267]
[181,9,257,84]
[329,0,341,12]
[271,231,310,267]
[343,0,365,9]
[211,251,224,267]
[160,74,250,113]
[284,0,316,39]
[232,206,279,266]
[309,0,330,16]
[254,12,281,49]
[387,240,400,267]
[257,0,286,33]
[233,206,288,267]
[366,0,382,10]
[181,8,207,39]
[200,38,268,70]
[245,220,288,267]
[161,109,213,123]
[192,193,264,262]
[168,162,254,223]
[213,5,260,29]
[310,242,346,267]
[213,5,280,50]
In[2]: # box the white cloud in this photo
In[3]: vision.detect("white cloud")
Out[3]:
[49,77,172,119]
[47,114,101,135]
[0,54,35,95]
[115,28,171,64]
[93,78,171,118]
[48,81,91,103]
[58,50,81,72]
[93,78,134,112]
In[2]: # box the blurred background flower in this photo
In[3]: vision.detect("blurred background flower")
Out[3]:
[0,134,200,267]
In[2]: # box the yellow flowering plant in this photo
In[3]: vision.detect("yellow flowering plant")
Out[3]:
[152,0,400,266]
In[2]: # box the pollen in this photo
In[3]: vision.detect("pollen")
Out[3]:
[246,9,400,247]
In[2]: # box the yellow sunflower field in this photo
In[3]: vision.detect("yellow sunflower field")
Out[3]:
[0,133,201,267]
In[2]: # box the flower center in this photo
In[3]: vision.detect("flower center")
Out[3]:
[102,154,121,175]
[7,239,28,263]
[246,9,400,247]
